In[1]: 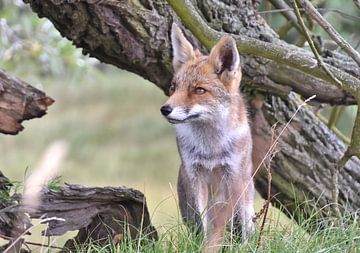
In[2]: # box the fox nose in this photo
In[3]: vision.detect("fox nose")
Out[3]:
[160,105,173,116]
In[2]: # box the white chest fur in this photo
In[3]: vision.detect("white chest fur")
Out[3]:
[175,120,250,173]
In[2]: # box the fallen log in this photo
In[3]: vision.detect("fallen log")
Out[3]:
[0,172,157,252]
[26,184,157,235]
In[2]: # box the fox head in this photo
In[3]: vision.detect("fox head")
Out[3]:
[161,23,242,124]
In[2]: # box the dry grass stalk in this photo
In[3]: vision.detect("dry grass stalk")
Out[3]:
[22,140,68,209]
[4,140,68,253]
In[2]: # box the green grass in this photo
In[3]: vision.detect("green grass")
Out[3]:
[49,210,359,253]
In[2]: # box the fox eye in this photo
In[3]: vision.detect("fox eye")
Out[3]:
[169,84,176,95]
[193,87,207,95]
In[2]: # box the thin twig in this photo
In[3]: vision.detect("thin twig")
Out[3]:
[3,217,65,253]
[330,99,360,218]
[331,149,352,218]
[268,0,303,34]
[24,241,63,250]
[330,165,341,219]
[311,0,327,6]
[256,183,271,248]
[0,234,63,250]
[258,8,360,22]
[327,106,343,129]
[255,124,277,249]
[233,95,317,224]
[298,0,360,68]
[167,0,360,96]
[290,0,343,87]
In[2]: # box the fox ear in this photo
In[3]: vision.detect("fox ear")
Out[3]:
[209,35,240,76]
[171,23,195,72]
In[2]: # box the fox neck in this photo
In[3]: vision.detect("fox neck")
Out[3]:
[175,99,249,174]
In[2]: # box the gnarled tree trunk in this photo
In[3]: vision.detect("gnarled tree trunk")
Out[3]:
[24,0,360,223]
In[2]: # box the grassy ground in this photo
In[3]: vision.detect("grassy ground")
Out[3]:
[48,206,360,252]
[77,214,359,253]
[1,67,358,252]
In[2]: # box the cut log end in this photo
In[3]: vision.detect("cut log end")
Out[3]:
[0,68,54,135]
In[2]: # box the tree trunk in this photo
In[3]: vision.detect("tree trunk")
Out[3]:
[0,69,54,135]
[251,94,360,220]
[24,0,360,222]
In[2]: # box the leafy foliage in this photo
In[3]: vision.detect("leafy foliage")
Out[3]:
[0,0,97,77]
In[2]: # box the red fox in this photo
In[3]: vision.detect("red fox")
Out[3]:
[160,23,255,252]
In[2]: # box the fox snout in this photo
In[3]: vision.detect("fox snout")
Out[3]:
[160,105,173,116]
[160,103,208,124]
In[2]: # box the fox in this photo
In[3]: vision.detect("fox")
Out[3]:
[160,23,255,252]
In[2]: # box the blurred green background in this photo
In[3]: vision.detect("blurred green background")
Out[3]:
[0,0,182,230]
[0,0,359,248]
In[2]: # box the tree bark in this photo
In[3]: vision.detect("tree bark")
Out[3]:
[250,94,360,221]
[24,0,360,222]
[0,180,157,251]
[21,184,158,250]
[20,184,157,239]
[0,69,54,135]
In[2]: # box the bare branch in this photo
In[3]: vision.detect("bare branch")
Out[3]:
[268,0,303,34]
[258,8,360,22]
[0,234,63,251]
[267,63,355,105]
[290,0,343,87]
[298,0,360,68]
[331,138,360,218]
[167,0,360,96]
